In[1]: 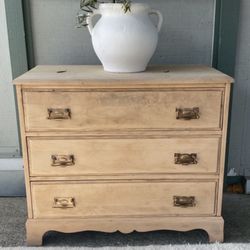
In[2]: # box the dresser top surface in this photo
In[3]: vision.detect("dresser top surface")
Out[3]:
[13,65,233,86]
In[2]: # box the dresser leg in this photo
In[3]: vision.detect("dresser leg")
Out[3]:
[204,218,224,243]
[209,233,224,243]
[207,229,224,243]
[26,219,45,246]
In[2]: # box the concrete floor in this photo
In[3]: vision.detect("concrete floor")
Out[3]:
[0,193,249,247]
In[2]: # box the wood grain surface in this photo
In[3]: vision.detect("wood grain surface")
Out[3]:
[23,89,223,131]
[13,65,232,245]
[31,180,217,219]
[28,137,221,176]
[13,65,233,85]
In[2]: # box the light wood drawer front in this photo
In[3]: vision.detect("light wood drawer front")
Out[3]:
[28,137,220,176]
[23,90,223,131]
[31,181,217,219]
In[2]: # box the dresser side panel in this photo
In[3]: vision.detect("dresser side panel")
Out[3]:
[16,85,33,218]
[216,83,231,215]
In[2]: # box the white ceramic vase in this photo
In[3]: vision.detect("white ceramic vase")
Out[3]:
[86,3,163,73]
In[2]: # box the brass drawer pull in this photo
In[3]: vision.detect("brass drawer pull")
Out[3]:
[53,197,75,208]
[51,154,75,167]
[47,108,71,120]
[173,196,196,208]
[174,153,198,165]
[176,107,200,120]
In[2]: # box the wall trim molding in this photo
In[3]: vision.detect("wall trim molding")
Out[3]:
[213,0,240,77]
[212,0,241,186]
[0,158,25,196]
[0,158,23,171]
[0,0,27,196]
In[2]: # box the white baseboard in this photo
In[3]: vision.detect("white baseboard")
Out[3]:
[0,158,23,170]
[246,180,250,194]
[0,158,25,196]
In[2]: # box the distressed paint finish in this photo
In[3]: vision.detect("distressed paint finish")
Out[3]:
[0,0,27,157]
[31,181,217,218]
[228,0,250,175]
[29,0,215,65]
[27,137,221,176]
[14,65,232,245]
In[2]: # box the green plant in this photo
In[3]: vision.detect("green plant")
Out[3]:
[77,0,131,27]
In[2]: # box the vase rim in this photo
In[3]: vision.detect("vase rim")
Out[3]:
[99,3,149,6]
[98,3,150,12]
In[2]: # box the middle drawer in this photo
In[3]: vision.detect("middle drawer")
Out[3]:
[28,137,220,176]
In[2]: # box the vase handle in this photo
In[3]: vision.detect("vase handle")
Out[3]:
[149,9,163,32]
[86,9,101,36]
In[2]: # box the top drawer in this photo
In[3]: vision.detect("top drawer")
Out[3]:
[23,89,223,132]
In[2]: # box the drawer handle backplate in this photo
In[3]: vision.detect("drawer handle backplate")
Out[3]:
[173,196,196,208]
[51,154,75,167]
[176,107,200,120]
[174,153,198,165]
[53,197,75,208]
[47,108,71,120]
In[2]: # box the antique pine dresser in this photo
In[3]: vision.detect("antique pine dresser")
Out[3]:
[14,65,233,245]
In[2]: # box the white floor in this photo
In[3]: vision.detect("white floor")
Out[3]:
[3,244,250,250]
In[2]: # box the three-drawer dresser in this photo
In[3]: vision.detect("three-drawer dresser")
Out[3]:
[14,65,233,245]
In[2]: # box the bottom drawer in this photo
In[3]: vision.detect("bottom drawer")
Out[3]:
[31,181,217,219]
